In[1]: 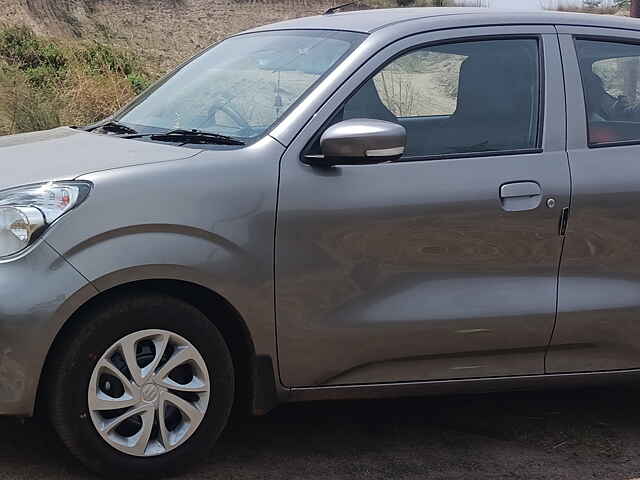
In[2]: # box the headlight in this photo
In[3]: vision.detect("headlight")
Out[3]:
[0,181,91,257]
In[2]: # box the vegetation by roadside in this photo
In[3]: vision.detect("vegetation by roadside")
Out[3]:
[0,25,150,135]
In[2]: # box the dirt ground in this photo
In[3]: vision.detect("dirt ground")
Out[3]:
[2,387,640,479]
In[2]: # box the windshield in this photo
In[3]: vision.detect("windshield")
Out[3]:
[115,30,365,144]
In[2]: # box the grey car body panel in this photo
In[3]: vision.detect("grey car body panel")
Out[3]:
[0,242,96,415]
[0,134,283,415]
[274,28,570,387]
[547,27,640,373]
[0,127,201,190]
[44,135,284,378]
[2,8,640,416]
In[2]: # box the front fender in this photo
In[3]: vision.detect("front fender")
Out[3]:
[45,136,283,361]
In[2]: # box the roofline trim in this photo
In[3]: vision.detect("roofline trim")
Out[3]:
[230,27,371,38]
[369,11,483,33]
[243,9,640,36]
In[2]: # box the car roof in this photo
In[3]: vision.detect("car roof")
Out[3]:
[245,7,640,35]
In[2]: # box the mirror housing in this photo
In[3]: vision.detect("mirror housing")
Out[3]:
[306,119,407,166]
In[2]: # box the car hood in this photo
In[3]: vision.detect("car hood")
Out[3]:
[0,127,201,190]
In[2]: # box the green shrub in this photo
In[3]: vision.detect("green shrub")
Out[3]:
[79,43,137,76]
[77,43,151,92]
[126,72,151,94]
[0,26,67,72]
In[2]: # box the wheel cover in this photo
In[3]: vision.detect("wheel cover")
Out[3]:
[87,329,211,457]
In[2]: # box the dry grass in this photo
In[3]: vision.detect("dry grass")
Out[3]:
[59,65,137,126]
[0,64,59,133]
[0,24,149,135]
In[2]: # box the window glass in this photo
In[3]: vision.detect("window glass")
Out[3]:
[117,30,365,143]
[333,39,540,159]
[576,39,640,146]
[373,50,466,117]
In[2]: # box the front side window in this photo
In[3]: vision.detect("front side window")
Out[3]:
[321,38,541,159]
[116,30,365,144]
[374,49,466,118]
[576,39,640,146]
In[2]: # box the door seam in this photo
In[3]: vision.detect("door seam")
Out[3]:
[544,27,573,374]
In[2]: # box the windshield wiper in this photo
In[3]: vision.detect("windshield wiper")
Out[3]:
[124,129,245,146]
[87,120,138,135]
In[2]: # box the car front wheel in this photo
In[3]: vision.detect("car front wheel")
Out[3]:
[47,293,235,477]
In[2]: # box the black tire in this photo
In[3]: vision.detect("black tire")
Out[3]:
[47,292,235,478]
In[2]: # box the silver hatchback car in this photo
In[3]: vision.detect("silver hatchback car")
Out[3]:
[2,6,640,476]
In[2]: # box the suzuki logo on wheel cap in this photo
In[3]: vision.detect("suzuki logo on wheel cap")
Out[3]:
[142,383,159,403]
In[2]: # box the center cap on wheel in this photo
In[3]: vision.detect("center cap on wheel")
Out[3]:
[142,383,159,403]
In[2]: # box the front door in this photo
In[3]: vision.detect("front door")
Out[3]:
[275,27,570,387]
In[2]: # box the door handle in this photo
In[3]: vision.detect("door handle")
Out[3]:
[499,181,542,212]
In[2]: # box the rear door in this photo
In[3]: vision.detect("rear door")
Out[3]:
[549,27,640,373]
[275,26,570,387]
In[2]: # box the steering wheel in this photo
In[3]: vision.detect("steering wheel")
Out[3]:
[207,103,254,137]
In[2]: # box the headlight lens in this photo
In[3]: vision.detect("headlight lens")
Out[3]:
[0,182,91,257]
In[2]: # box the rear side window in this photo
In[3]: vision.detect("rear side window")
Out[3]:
[338,38,541,159]
[576,39,640,146]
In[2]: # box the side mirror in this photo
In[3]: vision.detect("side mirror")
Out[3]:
[305,119,406,166]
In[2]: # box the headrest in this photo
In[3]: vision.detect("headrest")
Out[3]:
[455,52,534,120]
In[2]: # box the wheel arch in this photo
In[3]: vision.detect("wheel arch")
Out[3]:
[37,277,278,418]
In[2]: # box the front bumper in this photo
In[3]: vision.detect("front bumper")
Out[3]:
[0,241,94,416]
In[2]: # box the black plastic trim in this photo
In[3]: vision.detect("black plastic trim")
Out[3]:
[251,355,279,415]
